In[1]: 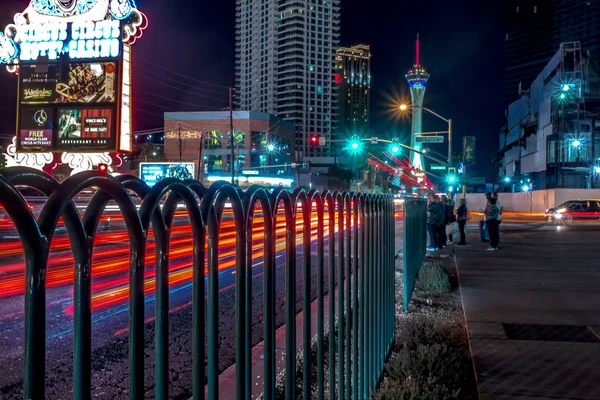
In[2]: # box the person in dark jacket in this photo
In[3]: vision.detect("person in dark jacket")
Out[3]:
[456,199,468,245]
[485,197,501,250]
[445,197,456,244]
[426,192,443,251]
[438,196,448,248]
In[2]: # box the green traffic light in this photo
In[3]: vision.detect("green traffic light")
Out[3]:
[447,175,456,183]
[391,145,399,153]
[351,142,359,150]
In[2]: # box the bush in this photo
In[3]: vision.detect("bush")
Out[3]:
[395,315,449,351]
[417,263,451,293]
[374,376,460,400]
[382,344,463,399]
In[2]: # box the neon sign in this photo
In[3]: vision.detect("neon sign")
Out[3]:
[0,0,147,67]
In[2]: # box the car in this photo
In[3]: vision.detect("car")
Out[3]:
[545,199,600,222]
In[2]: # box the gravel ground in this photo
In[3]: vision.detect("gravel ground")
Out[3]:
[264,251,478,400]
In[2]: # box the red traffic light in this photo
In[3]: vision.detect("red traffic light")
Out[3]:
[98,163,108,173]
[310,135,318,143]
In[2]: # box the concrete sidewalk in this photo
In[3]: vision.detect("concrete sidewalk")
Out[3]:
[455,225,600,400]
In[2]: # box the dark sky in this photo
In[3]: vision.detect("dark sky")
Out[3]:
[0,0,506,178]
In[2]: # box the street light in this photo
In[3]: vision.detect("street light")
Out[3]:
[504,177,511,183]
[267,143,275,152]
[595,166,600,174]
[562,84,570,92]
[522,184,530,192]
[391,145,400,153]
[399,103,452,165]
[572,139,582,148]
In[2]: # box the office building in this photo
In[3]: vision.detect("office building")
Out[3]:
[164,111,295,187]
[235,0,341,160]
[336,45,372,143]
[505,0,600,101]
[499,42,600,189]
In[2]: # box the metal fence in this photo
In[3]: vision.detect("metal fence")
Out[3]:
[402,198,428,313]
[0,166,396,400]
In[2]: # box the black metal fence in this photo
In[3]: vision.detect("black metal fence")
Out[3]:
[0,167,396,400]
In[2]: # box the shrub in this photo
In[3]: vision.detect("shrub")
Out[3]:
[374,376,460,400]
[395,315,449,351]
[417,263,451,293]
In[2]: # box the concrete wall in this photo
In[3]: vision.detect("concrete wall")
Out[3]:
[456,189,600,213]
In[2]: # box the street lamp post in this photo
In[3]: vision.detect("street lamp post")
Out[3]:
[400,104,452,164]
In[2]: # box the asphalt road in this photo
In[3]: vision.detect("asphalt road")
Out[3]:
[0,203,404,399]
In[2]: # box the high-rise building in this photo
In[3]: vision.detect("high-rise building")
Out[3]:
[235,0,341,159]
[405,34,429,170]
[505,1,600,102]
[336,45,372,142]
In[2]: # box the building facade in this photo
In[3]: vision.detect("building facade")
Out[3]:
[336,45,371,144]
[235,0,341,159]
[164,111,295,186]
[505,0,600,102]
[499,42,600,189]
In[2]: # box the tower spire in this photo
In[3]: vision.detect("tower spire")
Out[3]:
[416,33,420,65]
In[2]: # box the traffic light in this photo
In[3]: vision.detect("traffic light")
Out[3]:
[310,134,320,147]
[97,163,108,174]
[391,138,400,154]
[349,135,361,152]
[446,167,456,184]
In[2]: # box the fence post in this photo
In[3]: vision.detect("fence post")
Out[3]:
[402,198,428,313]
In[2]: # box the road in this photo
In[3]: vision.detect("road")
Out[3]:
[0,199,404,398]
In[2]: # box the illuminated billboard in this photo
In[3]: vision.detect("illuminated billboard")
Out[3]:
[1,0,147,156]
[140,163,196,187]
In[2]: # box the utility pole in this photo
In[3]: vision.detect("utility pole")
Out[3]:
[197,131,204,181]
[178,122,182,163]
[229,87,235,184]
[448,118,452,165]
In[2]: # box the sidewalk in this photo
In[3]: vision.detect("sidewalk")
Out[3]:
[455,225,600,400]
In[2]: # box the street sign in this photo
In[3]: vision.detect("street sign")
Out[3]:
[371,137,379,144]
[467,177,486,185]
[416,136,444,143]
[430,164,447,171]
[463,136,476,165]
[242,170,259,175]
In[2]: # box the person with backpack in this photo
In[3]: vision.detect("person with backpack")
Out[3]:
[445,196,456,244]
[426,192,444,251]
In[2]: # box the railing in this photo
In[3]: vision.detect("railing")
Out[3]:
[0,167,397,400]
[402,199,427,312]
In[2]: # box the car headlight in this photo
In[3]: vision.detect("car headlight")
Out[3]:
[557,208,566,213]
[555,213,563,219]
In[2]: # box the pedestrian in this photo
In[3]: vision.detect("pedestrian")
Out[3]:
[445,197,456,244]
[456,198,468,245]
[438,195,447,248]
[426,192,443,251]
[485,197,501,250]
[480,192,491,243]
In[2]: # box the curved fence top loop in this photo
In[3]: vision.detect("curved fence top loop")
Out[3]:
[242,185,273,236]
[0,173,47,257]
[307,189,325,219]
[0,167,88,259]
[140,178,204,241]
[270,187,295,231]
[292,187,311,222]
[38,171,144,248]
[200,181,245,238]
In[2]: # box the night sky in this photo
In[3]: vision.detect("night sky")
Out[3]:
[0,0,506,178]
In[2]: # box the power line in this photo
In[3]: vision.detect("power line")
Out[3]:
[137,71,230,102]
[136,56,231,89]
[133,88,219,110]
[138,67,229,98]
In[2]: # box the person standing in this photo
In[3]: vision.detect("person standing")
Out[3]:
[456,199,468,245]
[438,195,448,248]
[445,197,456,244]
[426,192,443,251]
[485,197,501,250]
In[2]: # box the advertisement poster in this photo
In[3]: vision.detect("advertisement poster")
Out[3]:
[140,163,195,187]
[56,62,117,104]
[19,107,54,148]
[20,65,59,104]
[57,108,113,148]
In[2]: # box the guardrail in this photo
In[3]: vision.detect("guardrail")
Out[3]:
[402,198,427,313]
[0,167,396,400]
